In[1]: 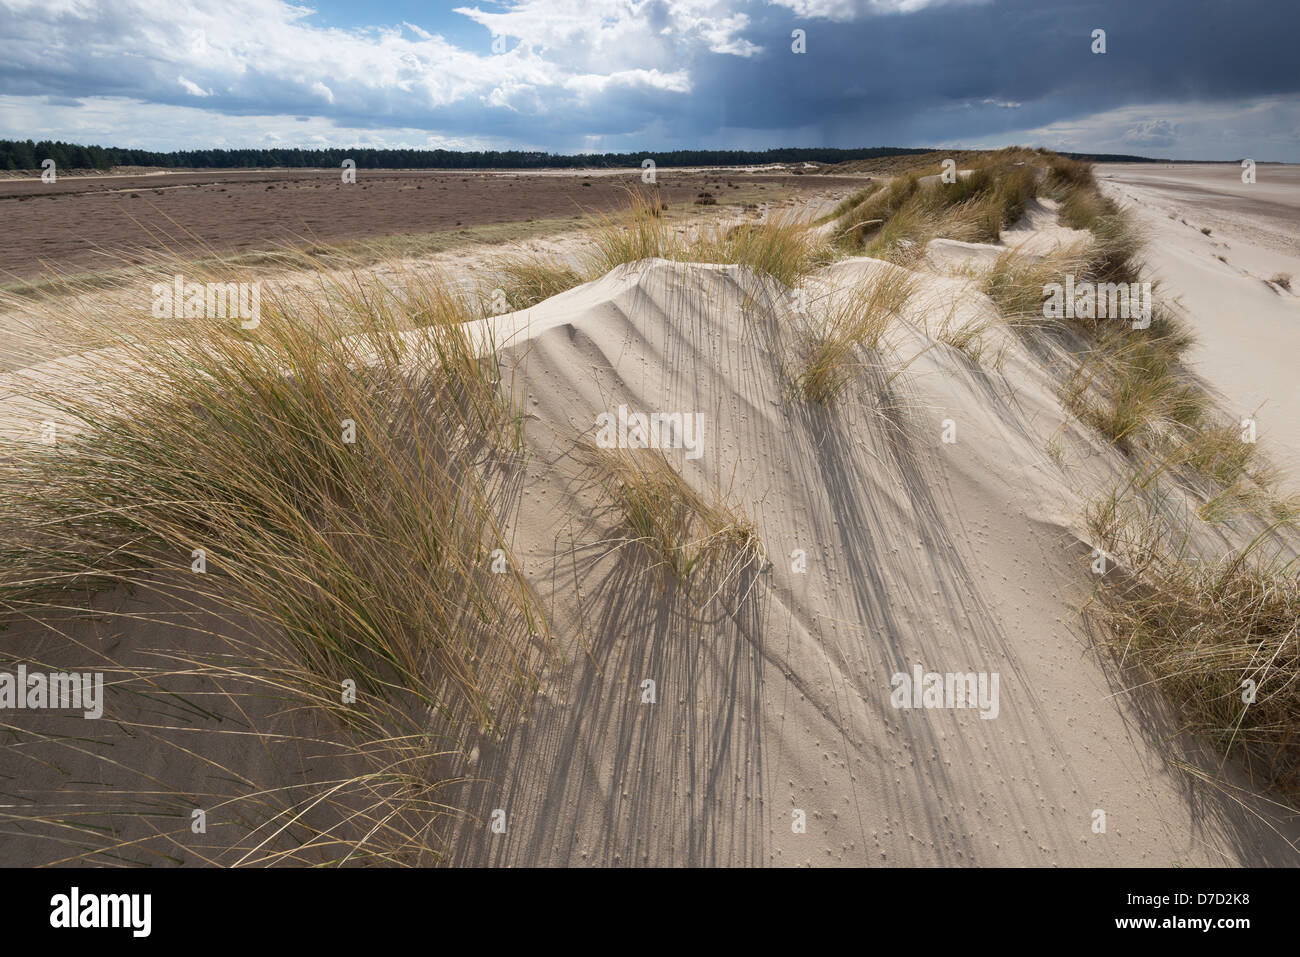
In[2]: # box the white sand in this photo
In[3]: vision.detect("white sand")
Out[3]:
[1098,163,1300,487]
[428,251,1300,866]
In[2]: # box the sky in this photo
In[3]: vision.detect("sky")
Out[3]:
[0,0,1296,160]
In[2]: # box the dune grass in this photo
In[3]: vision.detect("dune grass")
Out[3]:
[830,172,920,249]
[1087,492,1300,797]
[488,250,584,310]
[0,266,550,863]
[830,161,1040,263]
[980,168,1271,518]
[2,270,547,725]
[688,215,833,287]
[583,444,765,601]
[1042,156,1111,230]
[583,186,831,287]
[1021,157,1300,801]
[5,146,1299,860]
[821,184,881,224]
[930,299,1006,369]
[583,188,675,277]
[863,200,982,265]
[981,163,1189,465]
[0,180,831,862]
[794,265,916,405]
[997,236,1278,520]
[1060,320,1205,453]
[983,245,1088,323]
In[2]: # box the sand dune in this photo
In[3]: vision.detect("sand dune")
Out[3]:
[3,171,1298,867]
[433,253,1300,866]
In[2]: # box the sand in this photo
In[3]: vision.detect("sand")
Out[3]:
[1097,163,1300,487]
[430,253,1300,866]
[2,173,1299,867]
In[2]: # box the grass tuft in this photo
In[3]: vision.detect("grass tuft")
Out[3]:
[0,265,550,863]
[1088,494,1300,796]
[794,265,915,405]
[583,445,765,600]
[488,251,584,310]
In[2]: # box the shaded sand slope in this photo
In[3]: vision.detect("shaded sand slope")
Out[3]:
[435,258,1300,866]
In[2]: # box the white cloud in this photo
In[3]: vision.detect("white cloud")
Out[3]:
[177,75,211,97]
[2,0,1291,162]
[0,93,501,150]
[766,0,988,21]
[563,69,693,97]
[453,0,762,64]
[1123,118,1179,146]
[402,21,434,41]
[0,0,725,131]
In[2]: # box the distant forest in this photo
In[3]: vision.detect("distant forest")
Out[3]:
[0,138,1164,171]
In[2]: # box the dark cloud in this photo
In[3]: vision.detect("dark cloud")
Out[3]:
[1123,119,1179,146]
[0,0,1294,157]
[691,0,1299,146]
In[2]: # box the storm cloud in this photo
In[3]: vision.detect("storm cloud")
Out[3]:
[0,0,1294,158]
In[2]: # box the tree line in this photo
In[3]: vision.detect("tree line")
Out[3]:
[1,139,942,172]
[0,139,1167,173]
